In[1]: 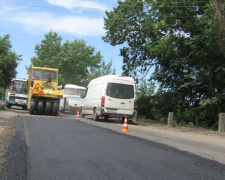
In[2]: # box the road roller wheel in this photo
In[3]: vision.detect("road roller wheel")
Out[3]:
[45,102,52,115]
[30,101,36,115]
[52,102,59,116]
[37,101,44,115]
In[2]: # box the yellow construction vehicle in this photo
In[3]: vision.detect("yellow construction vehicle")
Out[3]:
[27,66,63,115]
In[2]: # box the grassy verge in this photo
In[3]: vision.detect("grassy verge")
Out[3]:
[0,101,5,110]
[135,116,167,126]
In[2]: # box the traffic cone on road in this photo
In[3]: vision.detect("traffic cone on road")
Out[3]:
[121,116,129,132]
[57,110,60,116]
[76,110,80,120]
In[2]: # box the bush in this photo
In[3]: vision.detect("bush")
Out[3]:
[0,88,6,110]
[173,108,192,126]
[0,103,5,110]
[0,88,5,101]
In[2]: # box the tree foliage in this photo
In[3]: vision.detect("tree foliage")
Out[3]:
[86,59,116,86]
[31,31,62,68]
[103,0,225,127]
[0,34,22,88]
[31,31,102,86]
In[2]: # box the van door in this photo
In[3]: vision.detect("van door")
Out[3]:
[105,82,134,115]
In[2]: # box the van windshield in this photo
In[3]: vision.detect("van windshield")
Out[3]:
[106,83,134,99]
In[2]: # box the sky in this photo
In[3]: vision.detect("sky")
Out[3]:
[0,0,124,79]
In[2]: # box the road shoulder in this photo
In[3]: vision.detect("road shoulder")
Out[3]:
[0,110,18,173]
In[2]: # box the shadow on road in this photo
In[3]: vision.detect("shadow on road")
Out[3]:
[84,115,139,125]
[5,106,28,114]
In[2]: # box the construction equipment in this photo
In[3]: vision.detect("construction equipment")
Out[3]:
[27,66,63,116]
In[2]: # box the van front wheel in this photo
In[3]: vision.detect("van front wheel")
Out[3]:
[80,110,85,118]
[93,110,99,121]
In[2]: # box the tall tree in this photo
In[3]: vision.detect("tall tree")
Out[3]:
[58,39,101,85]
[31,31,62,68]
[0,34,22,88]
[31,31,102,86]
[103,0,225,126]
[86,59,116,86]
[210,0,225,55]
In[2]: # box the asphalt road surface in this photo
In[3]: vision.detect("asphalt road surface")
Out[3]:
[1,115,225,180]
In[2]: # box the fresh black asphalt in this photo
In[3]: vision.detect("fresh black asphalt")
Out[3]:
[1,115,225,180]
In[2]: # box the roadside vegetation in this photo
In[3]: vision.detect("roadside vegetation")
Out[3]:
[1,0,225,130]
[0,88,4,110]
[28,31,116,87]
[104,0,225,129]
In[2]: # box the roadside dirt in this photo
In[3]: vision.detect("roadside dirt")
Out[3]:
[135,120,225,138]
[0,110,17,174]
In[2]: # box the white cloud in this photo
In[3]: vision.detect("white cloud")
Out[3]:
[46,0,109,11]
[0,1,108,37]
[9,13,105,36]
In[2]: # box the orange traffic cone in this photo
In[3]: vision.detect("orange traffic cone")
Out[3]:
[57,110,60,116]
[76,110,80,120]
[121,116,129,132]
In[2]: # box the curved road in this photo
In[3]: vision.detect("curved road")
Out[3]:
[1,114,225,179]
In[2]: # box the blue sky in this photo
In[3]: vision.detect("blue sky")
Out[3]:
[0,0,124,79]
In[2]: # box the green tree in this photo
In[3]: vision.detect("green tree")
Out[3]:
[58,39,102,86]
[136,80,156,119]
[31,31,102,86]
[0,34,22,88]
[86,59,116,86]
[31,31,62,68]
[103,0,225,127]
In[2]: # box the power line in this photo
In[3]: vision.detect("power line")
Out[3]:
[0,0,217,18]
[0,0,75,12]
[0,0,212,10]
[0,0,113,11]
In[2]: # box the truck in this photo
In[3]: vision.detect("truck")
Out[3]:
[5,78,27,110]
[58,84,86,114]
[27,66,63,115]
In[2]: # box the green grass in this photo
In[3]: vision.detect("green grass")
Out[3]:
[135,116,167,125]
[0,101,5,110]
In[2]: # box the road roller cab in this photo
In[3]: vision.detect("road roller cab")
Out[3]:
[27,66,63,115]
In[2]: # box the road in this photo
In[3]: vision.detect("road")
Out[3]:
[1,112,225,179]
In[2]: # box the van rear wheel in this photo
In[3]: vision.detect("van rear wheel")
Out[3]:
[104,116,109,121]
[93,110,99,121]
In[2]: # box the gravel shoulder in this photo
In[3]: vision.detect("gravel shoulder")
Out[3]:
[0,110,18,174]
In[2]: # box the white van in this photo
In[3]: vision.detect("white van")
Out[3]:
[81,75,136,121]
[59,84,86,114]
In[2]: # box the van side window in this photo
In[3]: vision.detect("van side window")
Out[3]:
[106,83,134,99]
